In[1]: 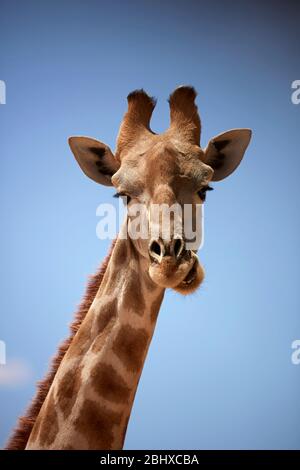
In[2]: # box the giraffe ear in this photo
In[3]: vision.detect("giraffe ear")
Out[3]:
[202,129,252,181]
[68,136,120,186]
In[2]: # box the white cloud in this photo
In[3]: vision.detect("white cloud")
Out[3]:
[0,359,32,387]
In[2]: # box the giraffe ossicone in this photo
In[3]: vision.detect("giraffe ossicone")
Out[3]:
[6,86,252,450]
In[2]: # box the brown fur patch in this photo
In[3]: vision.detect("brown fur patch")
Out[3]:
[27,411,42,444]
[121,413,131,447]
[123,270,145,316]
[112,325,149,372]
[143,270,157,291]
[104,261,124,297]
[150,292,164,323]
[96,299,117,334]
[74,399,122,450]
[38,390,59,447]
[56,365,83,419]
[66,317,92,359]
[90,363,130,404]
[113,239,128,266]
[5,240,116,450]
[92,298,117,353]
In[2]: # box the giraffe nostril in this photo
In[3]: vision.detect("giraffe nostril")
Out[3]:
[149,240,163,261]
[151,241,161,256]
[173,238,185,259]
[174,239,181,256]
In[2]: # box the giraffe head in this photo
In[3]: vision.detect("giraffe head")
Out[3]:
[69,86,251,294]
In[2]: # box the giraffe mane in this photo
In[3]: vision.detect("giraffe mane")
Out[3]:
[5,240,116,450]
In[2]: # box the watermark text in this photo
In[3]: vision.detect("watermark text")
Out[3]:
[0,80,6,104]
[291,80,300,105]
[291,339,300,365]
[0,340,6,365]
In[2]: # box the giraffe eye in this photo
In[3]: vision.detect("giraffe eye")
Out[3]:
[197,185,213,202]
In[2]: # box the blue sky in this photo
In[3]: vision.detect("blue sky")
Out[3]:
[0,0,299,449]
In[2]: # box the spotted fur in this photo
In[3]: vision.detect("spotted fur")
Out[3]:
[5,240,116,450]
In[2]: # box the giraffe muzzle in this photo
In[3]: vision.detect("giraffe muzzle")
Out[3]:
[148,242,204,293]
[148,236,185,263]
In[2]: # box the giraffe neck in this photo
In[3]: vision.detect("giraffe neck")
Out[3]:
[26,232,164,450]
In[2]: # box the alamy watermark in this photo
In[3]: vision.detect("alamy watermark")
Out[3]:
[95,197,204,251]
[0,80,6,105]
[0,340,6,365]
[291,339,300,365]
[291,80,300,105]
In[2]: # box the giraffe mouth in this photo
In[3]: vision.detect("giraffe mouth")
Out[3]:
[181,261,198,285]
[173,257,204,294]
[148,252,204,294]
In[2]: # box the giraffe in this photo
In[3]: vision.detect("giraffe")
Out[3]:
[6,86,251,450]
